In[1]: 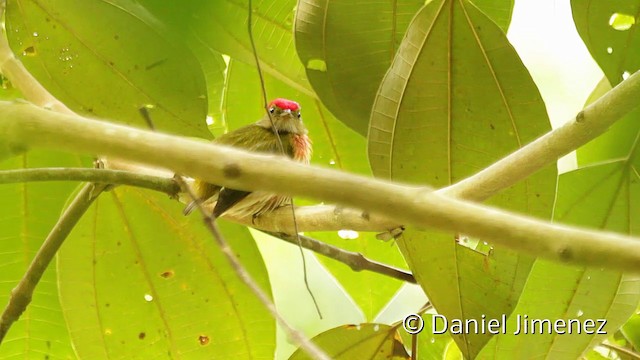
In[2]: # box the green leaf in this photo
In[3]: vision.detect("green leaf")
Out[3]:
[57,188,274,359]
[480,161,640,358]
[470,0,514,32]
[577,77,640,166]
[367,0,555,357]
[397,311,454,360]
[368,0,550,183]
[585,349,615,360]
[224,59,406,320]
[622,312,640,351]
[398,230,536,358]
[0,75,23,101]
[143,0,313,98]
[294,0,424,135]
[288,323,409,359]
[5,0,209,138]
[0,151,85,360]
[571,0,640,86]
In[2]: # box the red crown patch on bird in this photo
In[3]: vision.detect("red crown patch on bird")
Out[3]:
[269,98,300,111]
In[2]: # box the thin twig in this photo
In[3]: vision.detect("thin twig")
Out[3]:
[246,0,321,318]
[0,168,179,195]
[174,176,330,360]
[601,342,640,359]
[0,182,106,344]
[262,231,416,283]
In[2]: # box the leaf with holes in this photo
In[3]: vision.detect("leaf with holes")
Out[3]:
[5,0,209,137]
[57,188,274,359]
[572,0,640,85]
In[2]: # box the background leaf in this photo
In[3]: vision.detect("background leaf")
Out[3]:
[577,77,640,167]
[5,0,209,138]
[57,188,275,359]
[470,0,514,32]
[142,0,313,97]
[571,0,640,86]
[0,151,86,360]
[294,0,424,135]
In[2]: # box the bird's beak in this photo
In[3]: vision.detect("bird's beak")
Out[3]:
[282,109,292,115]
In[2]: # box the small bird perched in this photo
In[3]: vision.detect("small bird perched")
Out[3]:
[184,98,312,219]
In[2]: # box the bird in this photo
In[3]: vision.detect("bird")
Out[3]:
[183,98,312,220]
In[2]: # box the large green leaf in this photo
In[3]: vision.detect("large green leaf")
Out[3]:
[572,0,640,86]
[57,188,274,359]
[293,0,513,136]
[480,161,640,358]
[288,323,409,359]
[367,0,555,357]
[0,151,85,360]
[470,0,514,32]
[224,59,407,321]
[5,0,209,138]
[577,77,640,167]
[142,0,313,98]
[294,0,424,135]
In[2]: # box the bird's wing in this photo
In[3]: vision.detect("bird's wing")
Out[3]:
[212,125,294,218]
[212,188,252,218]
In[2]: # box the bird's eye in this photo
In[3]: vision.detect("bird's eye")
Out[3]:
[269,107,276,114]
[297,112,301,119]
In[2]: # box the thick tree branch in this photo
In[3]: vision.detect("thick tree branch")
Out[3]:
[442,71,640,201]
[230,205,396,232]
[2,100,640,272]
[0,182,106,343]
